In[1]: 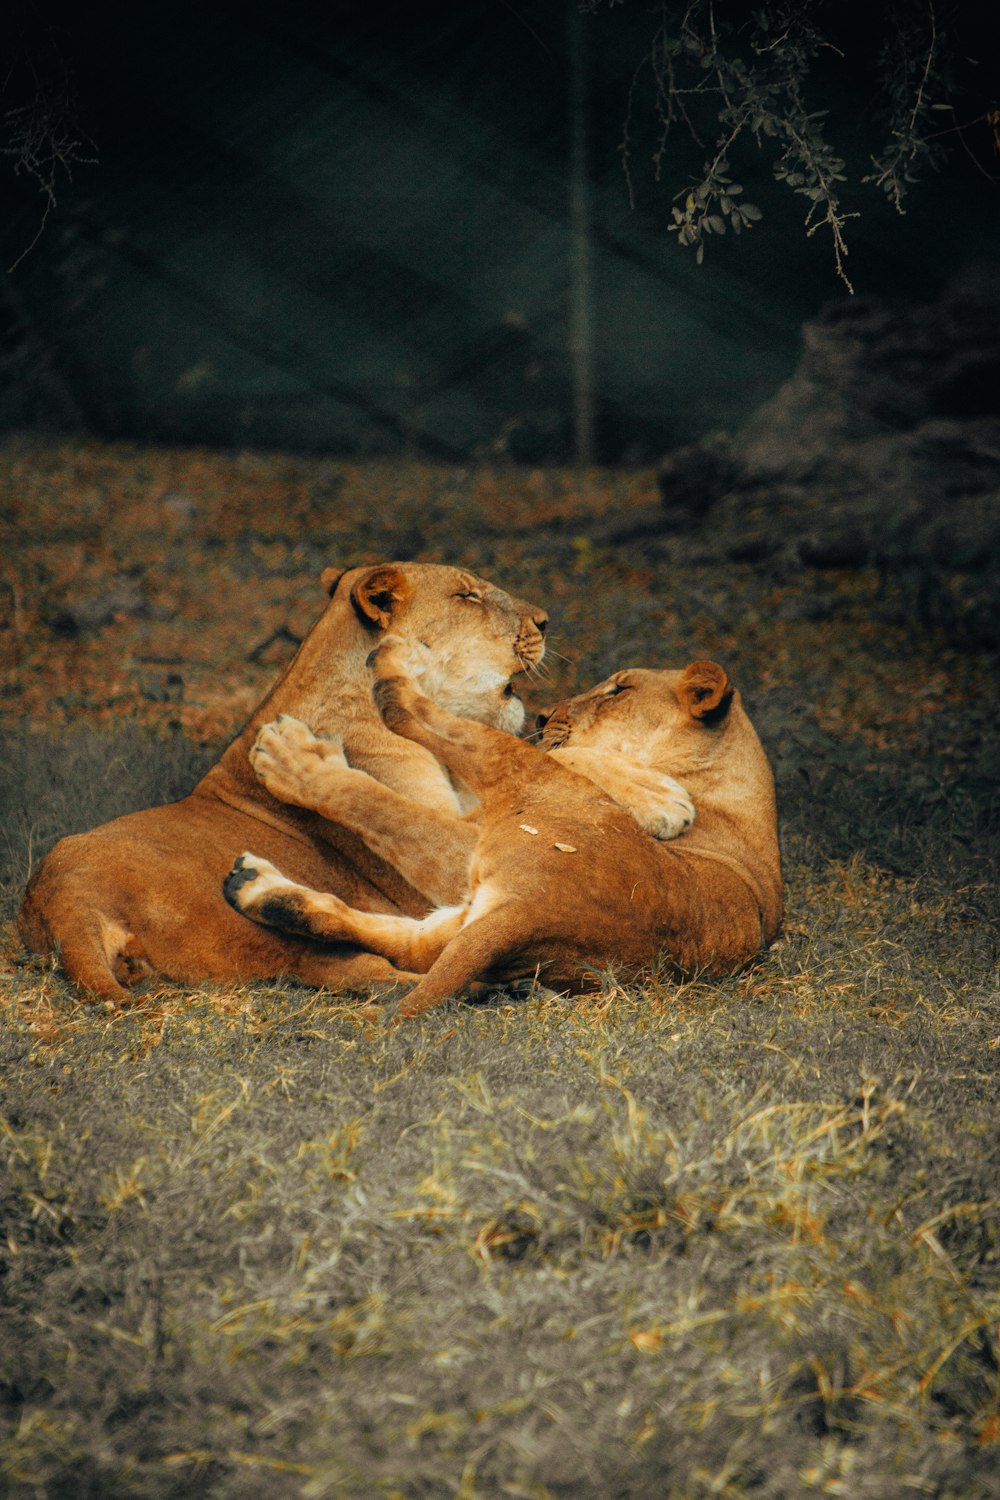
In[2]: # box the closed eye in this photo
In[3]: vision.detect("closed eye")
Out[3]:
[453,590,483,604]
[604,681,631,697]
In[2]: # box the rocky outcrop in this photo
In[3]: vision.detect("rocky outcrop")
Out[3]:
[657,262,1000,645]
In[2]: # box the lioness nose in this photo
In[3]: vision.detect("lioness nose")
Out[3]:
[536,710,551,731]
[531,610,548,635]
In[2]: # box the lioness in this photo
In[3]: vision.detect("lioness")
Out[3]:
[18,564,547,1003]
[225,646,782,1018]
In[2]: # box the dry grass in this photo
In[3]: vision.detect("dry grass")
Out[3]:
[1,437,998,1497]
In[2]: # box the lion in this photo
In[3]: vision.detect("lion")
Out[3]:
[223,645,783,1018]
[17,563,548,1003]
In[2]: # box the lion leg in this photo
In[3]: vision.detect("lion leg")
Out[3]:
[224,852,467,972]
[277,948,422,994]
[391,895,526,1018]
[18,877,152,1006]
[547,746,695,840]
[370,642,541,799]
[56,922,146,1005]
[250,716,476,908]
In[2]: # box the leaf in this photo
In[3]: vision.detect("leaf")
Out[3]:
[519,824,539,835]
[707,215,727,234]
[553,843,577,854]
[629,1327,665,1352]
[741,203,763,221]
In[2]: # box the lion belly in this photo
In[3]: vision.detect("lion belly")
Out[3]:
[468,807,766,991]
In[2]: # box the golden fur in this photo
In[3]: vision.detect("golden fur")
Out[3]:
[226,648,782,1017]
[18,564,547,1002]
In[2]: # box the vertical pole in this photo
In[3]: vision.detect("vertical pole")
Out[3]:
[568,1,595,467]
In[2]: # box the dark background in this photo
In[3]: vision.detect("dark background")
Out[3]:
[2,0,997,462]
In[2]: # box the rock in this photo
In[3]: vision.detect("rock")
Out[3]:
[50,583,151,637]
[737,260,1000,484]
[653,263,1000,646]
[656,440,741,515]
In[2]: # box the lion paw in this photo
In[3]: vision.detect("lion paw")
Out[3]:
[367,635,430,682]
[224,851,293,918]
[250,715,349,806]
[632,775,696,841]
[223,851,321,937]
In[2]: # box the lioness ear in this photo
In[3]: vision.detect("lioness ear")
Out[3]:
[350,565,412,631]
[321,565,348,597]
[679,661,733,725]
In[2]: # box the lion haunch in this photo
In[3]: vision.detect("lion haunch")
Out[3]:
[17,562,547,1003]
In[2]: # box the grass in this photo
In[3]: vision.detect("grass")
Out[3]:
[1,438,999,1497]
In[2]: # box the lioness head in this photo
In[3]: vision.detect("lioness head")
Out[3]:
[322,562,548,734]
[538,661,745,780]
[537,660,782,941]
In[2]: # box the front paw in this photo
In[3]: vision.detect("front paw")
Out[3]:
[641,776,696,841]
[367,634,430,682]
[250,714,348,803]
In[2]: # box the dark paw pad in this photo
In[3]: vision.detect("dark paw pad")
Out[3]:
[223,855,259,908]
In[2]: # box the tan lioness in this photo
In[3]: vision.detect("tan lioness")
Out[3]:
[18,564,548,1003]
[225,646,782,1017]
